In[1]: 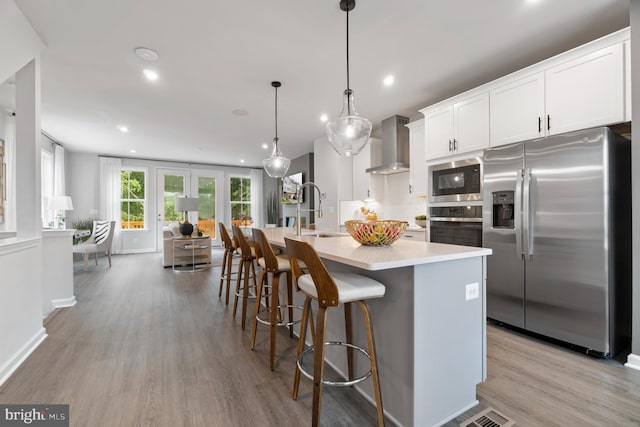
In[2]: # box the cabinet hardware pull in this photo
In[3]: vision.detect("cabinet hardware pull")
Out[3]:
[538,117,541,133]
[453,138,457,151]
[409,184,412,194]
[547,114,550,131]
[448,139,452,152]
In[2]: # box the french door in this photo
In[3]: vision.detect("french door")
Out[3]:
[156,169,223,250]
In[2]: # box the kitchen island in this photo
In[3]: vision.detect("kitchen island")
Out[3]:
[261,227,492,427]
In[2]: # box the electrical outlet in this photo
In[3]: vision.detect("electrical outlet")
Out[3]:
[465,282,479,301]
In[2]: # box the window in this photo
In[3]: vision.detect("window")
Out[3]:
[121,169,146,229]
[41,149,54,227]
[230,176,251,225]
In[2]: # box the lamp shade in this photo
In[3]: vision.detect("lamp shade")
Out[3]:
[174,196,198,212]
[47,196,74,211]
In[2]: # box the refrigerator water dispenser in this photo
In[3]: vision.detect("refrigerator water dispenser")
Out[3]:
[492,191,514,228]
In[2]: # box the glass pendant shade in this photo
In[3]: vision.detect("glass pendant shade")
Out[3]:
[263,81,291,178]
[263,138,290,178]
[326,89,372,156]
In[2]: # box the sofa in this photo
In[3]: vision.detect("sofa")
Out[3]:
[162,222,211,267]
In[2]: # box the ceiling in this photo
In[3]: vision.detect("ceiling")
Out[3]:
[4,0,630,168]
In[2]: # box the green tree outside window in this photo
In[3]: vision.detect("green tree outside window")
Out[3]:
[121,170,146,229]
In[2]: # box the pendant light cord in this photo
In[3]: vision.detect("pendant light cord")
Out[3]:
[274,84,278,147]
[346,6,350,92]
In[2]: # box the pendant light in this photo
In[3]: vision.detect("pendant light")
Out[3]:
[326,0,372,156]
[263,81,291,178]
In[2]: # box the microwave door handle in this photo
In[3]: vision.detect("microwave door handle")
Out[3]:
[515,169,523,259]
[523,168,533,261]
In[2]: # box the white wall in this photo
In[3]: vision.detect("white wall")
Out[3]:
[67,152,100,223]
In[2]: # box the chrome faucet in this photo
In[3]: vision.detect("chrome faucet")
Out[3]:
[296,182,323,236]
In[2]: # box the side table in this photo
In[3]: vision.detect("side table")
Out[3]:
[172,235,212,272]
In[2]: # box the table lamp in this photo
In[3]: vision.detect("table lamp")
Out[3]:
[174,196,198,237]
[47,195,74,229]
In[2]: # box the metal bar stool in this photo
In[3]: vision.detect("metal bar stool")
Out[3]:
[285,237,385,427]
[249,228,305,370]
[218,223,240,305]
[232,225,258,331]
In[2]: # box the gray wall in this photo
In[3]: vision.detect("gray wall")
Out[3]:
[278,153,314,228]
[631,0,639,357]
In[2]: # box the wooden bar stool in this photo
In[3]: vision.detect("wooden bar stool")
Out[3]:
[218,223,239,305]
[250,228,304,370]
[285,237,385,427]
[232,225,258,330]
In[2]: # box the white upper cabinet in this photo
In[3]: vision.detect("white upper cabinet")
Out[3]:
[425,106,453,160]
[424,93,489,161]
[406,119,426,197]
[625,41,631,122]
[454,93,490,153]
[353,138,380,200]
[545,43,624,136]
[490,73,545,146]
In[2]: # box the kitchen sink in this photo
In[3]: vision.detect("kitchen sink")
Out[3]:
[300,231,345,238]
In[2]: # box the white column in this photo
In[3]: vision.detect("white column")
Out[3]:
[15,58,41,238]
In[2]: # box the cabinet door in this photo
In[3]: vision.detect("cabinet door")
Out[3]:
[425,106,453,160]
[407,119,427,197]
[490,73,545,147]
[352,139,378,200]
[545,43,624,136]
[453,92,489,154]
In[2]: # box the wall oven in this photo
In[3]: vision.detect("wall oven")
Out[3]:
[428,158,482,203]
[429,205,483,247]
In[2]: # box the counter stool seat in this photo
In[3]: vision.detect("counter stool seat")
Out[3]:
[285,237,386,427]
[297,272,385,303]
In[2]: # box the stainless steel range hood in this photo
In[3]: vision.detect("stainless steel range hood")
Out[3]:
[366,115,410,175]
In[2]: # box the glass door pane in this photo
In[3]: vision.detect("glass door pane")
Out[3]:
[196,176,216,239]
[192,171,223,246]
[157,169,188,251]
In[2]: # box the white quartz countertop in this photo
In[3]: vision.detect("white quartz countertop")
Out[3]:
[261,227,491,271]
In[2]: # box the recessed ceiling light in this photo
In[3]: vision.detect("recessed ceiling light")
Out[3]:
[117,125,129,133]
[383,75,395,86]
[262,143,269,149]
[130,149,137,154]
[134,47,159,61]
[240,159,245,163]
[143,69,159,81]
[232,109,249,116]
[320,114,328,122]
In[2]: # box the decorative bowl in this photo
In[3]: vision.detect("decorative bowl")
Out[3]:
[344,220,409,246]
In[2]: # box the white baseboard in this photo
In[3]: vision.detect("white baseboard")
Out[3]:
[0,328,47,387]
[625,353,640,371]
[51,296,77,309]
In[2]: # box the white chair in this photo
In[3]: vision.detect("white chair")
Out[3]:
[73,220,115,271]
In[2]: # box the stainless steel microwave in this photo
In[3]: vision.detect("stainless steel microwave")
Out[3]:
[428,158,482,203]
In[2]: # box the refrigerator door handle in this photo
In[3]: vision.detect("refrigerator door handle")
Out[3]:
[523,168,533,261]
[515,169,524,259]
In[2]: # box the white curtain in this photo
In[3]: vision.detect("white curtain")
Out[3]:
[99,156,122,253]
[250,169,263,227]
[53,143,65,196]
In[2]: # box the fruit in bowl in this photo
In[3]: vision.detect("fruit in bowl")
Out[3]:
[344,220,409,246]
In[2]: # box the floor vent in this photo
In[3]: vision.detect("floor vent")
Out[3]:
[460,407,516,427]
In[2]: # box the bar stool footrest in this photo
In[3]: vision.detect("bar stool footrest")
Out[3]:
[297,342,372,387]
[256,305,303,327]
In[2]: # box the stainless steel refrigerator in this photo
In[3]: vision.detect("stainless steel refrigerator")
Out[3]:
[482,127,631,357]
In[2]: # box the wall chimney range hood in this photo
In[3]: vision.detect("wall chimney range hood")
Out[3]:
[366,115,410,175]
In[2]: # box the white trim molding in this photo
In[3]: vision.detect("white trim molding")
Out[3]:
[0,328,47,387]
[51,296,76,309]
[625,353,640,371]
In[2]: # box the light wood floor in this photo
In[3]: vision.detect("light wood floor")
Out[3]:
[1,251,639,426]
